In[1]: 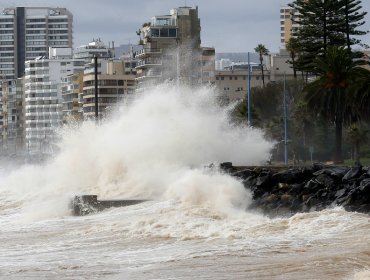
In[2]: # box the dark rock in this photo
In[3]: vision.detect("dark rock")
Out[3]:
[265,194,278,203]
[220,162,235,172]
[359,178,370,194]
[329,167,351,178]
[242,176,257,190]
[313,167,349,178]
[342,165,362,181]
[229,164,370,216]
[303,179,323,194]
[280,194,293,205]
[232,168,254,179]
[256,171,274,191]
[314,173,335,189]
[277,182,290,192]
[289,183,304,194]
[272,169,306,184]
[335,188,346,198]
[312,162,324,171]
[291,197,303,211]
[321,192,328,198]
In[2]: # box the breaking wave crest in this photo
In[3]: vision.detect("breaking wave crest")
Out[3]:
[0,84,273,221]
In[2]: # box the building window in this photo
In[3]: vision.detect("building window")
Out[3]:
[229,77,232,80]
[234,76,237,80]
[221,77,224,80]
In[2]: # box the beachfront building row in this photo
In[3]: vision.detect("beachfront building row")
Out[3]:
[0,44,136,154]
[61,61,137,123]
[0,7,73,80]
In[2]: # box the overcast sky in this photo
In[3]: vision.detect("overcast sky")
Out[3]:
[2,0,370,53]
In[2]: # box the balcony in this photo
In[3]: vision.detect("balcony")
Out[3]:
[135,48,161,58]
[135,58,162,68]
[135,71,162,80]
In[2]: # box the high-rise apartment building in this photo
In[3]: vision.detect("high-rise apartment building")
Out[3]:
[0,7,73,79]
[24,47,83,152]
[135,6,201,89]
[280,6,299,49]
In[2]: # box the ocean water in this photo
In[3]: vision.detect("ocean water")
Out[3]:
[0,85,369,279]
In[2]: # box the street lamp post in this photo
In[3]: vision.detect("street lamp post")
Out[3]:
[247,52,251,127]
[284,73,288,165]
[94,55,99,123]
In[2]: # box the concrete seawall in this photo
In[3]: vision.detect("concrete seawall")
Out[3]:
[71,195,148,216]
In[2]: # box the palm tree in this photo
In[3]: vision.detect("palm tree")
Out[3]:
[254,44,269,87]
[346,122,369,165]
[351,66,370,120]
[286,37,300,79]
[304,46,366,163]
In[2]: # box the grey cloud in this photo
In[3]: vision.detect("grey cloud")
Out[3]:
[2,0,369,53]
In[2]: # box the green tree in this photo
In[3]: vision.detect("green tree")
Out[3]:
[254,44,269,87]
[338,0,368,51]
[304,46,366,162]
[350,62,370,119]
[289,0,368,73]
[286,37,300,79]
[346,122,369,164]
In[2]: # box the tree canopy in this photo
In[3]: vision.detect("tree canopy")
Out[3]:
[289,0,368,73]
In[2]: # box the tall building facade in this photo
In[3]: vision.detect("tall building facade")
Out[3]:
[0,7,73,79]
[280,6,299,49]
[135,6,201,89]
[24,48,83,152]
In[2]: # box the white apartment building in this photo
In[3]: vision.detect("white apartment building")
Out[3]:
[0,7,73,79]
[24,47,84,152]
[73,39,114,64]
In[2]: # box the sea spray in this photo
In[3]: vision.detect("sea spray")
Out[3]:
[0,84,273,220]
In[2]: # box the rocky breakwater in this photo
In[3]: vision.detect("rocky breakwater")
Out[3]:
[220,162,370,216]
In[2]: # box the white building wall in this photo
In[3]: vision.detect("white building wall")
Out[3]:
[24,52,83,152]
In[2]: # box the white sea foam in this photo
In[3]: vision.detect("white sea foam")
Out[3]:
[0,84,273,221]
